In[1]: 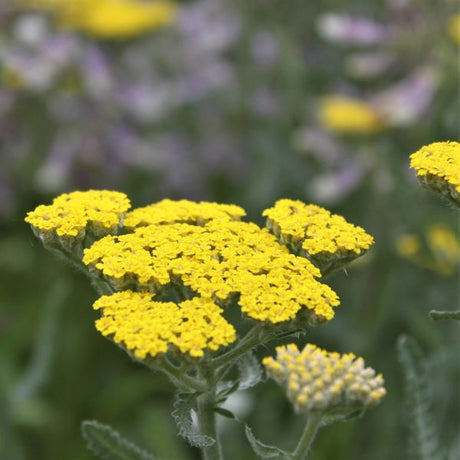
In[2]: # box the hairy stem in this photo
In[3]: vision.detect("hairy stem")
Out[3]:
[213,326,265,369]
[196,367,223,460]
[155,357,207,394]
[290,412,323,460]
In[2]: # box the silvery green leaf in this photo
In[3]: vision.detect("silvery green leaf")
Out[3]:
[81,420,155,460]
[216,380,239,403]
[172,392,215,448]
[213,407,236,419]
[245,425,288,458]
[397,335,442,460]
[237,351,263,391]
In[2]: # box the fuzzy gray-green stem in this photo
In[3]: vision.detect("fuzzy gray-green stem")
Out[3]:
[289,412,323,460]
[155,357,207,393]
[196,367,223,460]
[213,325,267,371]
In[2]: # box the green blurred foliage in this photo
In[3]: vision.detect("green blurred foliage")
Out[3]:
[0,0,458,459]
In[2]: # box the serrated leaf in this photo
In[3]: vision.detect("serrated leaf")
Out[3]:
[172,393,215,448]
[245,425,288,458]
[81,420,155,460]
[237,351,263,391]
[397,335,442,460]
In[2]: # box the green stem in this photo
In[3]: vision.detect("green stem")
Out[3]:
[429,310,460,321]
[155,357,207,393]
[289,412,323,460]
[213,326,265,369]
[196,373,223,460]
[44,241,114,295]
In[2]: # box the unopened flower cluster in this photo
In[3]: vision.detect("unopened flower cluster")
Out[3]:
[25,191,376,361]
[410,141,460,206]
[263,344,386,413]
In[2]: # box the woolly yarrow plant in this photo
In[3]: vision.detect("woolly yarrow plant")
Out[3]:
[26,191,384,459]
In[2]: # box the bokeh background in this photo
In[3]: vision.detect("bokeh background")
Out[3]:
[1,0,459,459]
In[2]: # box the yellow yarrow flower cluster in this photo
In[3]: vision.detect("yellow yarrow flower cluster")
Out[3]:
[319,95,382,134]
[27,193,376,360]
[94,291,236,359]
[17,0,177,40]
[263,344,386,413]
[410,141,460,206]
[83,212,339,324]
[25,190,130,240]
[263,199,374,272]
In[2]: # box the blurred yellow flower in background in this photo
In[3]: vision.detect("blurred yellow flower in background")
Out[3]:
[319,95,382,134]
[396,224,460,275]
[16,0,178,39]
[448,14,460,46]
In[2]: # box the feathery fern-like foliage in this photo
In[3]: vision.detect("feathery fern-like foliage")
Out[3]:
[81,420,155,460]
[397,335,442,460]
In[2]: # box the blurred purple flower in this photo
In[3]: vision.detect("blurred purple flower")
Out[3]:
[310,162,368,205]
[80,45,114,98]
[345,51,395,79]
[317,13,390,46]
[177,0,240,56]
[251,30,279,68]
[372,67,438,126]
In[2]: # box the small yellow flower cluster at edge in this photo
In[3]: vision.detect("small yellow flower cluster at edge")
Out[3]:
[24,190,130,239]
[410,141,460,194]
[263,199,374,257]
[263,343,386,413]
[16,0,178,39]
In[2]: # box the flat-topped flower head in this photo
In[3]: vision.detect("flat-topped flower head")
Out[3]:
[319,95,382,134]
[94,291,236,359]
[124,199,246,230]
[263,344,386,415]
[83,217,339,324]
[410,141,460,207]
[263,199,374,274]
[25,190,131,242]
